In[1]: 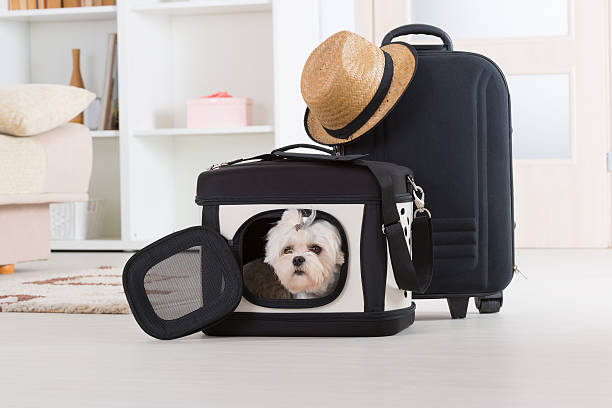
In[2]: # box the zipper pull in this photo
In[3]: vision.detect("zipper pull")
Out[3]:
[514,265,527,280]
[207,161,229,171]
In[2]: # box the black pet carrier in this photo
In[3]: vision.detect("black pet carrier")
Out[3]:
[123,145,433,339]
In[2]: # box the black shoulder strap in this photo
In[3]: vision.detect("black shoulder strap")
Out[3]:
[357,161,433,294]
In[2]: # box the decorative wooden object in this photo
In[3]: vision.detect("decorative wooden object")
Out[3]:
[0,264,15,275]
[69,48,85,124]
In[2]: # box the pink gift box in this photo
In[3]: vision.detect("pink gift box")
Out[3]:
[186,92,252,128]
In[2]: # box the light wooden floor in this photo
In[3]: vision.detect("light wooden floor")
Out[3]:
[1,249,611,408]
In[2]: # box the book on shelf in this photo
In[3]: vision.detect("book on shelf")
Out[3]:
[9,0,42,9]
[7,0,113,9]
[109,45,119,130]
[63,0,81,7]
[99,33,118,131]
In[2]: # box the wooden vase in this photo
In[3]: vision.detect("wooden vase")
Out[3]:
[70,48,85,124]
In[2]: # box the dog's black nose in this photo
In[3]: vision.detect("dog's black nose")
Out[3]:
[292,256,305,267]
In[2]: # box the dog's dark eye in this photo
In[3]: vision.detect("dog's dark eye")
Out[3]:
[309,245,322,254]
[283,246,293,254]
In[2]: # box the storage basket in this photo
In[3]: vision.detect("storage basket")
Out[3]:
[50,200,103,240]
[123,145,432,339]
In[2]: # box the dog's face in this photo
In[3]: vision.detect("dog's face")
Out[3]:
[264,209,344,296]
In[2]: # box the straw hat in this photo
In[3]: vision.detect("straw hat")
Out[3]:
[301,31,417,146]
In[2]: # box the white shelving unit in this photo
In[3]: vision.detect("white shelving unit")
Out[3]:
[131,0,271,15]
[91,130,120,138]
[50,239,149,251]
[133,125,274,137]
[0,5,116,21]
[0,0,351,250]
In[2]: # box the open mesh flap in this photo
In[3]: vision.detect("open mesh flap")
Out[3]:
[144,247,204,320]
[123,226,242,340]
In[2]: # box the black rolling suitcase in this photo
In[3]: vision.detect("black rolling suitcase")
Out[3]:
[343,24,515,318]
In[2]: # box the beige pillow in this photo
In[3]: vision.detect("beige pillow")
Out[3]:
[0,84,95,136]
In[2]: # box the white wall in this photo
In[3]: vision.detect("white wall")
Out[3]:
[29,20,117,97]
[274,0,363,148]
[0,22,29,84]
[411,0,568,39]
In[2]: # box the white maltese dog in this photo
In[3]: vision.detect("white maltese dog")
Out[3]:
[264,209,345,299]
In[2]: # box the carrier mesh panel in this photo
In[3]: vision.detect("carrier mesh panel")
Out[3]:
[143,247,203,320]
[124,226,241,339]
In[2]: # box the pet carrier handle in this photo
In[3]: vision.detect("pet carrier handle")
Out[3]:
[359,161,433,293]
[271,144,334,155]
[381,24,453,51]
[272,144,367,162]
[207,145,364,170]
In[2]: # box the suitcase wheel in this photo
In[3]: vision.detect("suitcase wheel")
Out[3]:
[475,292,503,314]
[446,297,469,319]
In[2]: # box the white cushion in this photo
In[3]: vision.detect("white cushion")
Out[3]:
[0,84,95,136]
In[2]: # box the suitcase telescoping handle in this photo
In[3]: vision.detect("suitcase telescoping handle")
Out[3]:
[381,24,453,51]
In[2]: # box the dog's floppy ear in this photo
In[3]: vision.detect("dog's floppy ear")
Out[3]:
[265,209,299,265]
[336,251,345,265]
[328,221,345,265]
[264,233,279,266]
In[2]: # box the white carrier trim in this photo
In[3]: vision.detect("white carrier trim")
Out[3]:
[384,201,413,311]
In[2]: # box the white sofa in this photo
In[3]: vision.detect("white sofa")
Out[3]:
[0,123,92,272]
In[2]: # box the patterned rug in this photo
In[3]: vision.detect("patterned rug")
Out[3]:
[0,266,130,314]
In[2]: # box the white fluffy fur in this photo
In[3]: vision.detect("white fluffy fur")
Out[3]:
[264,209,344,299]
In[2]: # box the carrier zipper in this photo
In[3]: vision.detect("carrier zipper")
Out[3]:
[196,192,414,206]
[207,161,229,171]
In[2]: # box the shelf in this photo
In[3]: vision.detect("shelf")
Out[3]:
[131,0,271,16]
[91,130,119,138]
[0,5,117,22]
[133,125,274,137]
[51,239,147,251]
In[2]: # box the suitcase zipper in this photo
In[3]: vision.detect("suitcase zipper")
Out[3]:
[418,50,509,91]
[207,161,229,171]
[513,265,527,280]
